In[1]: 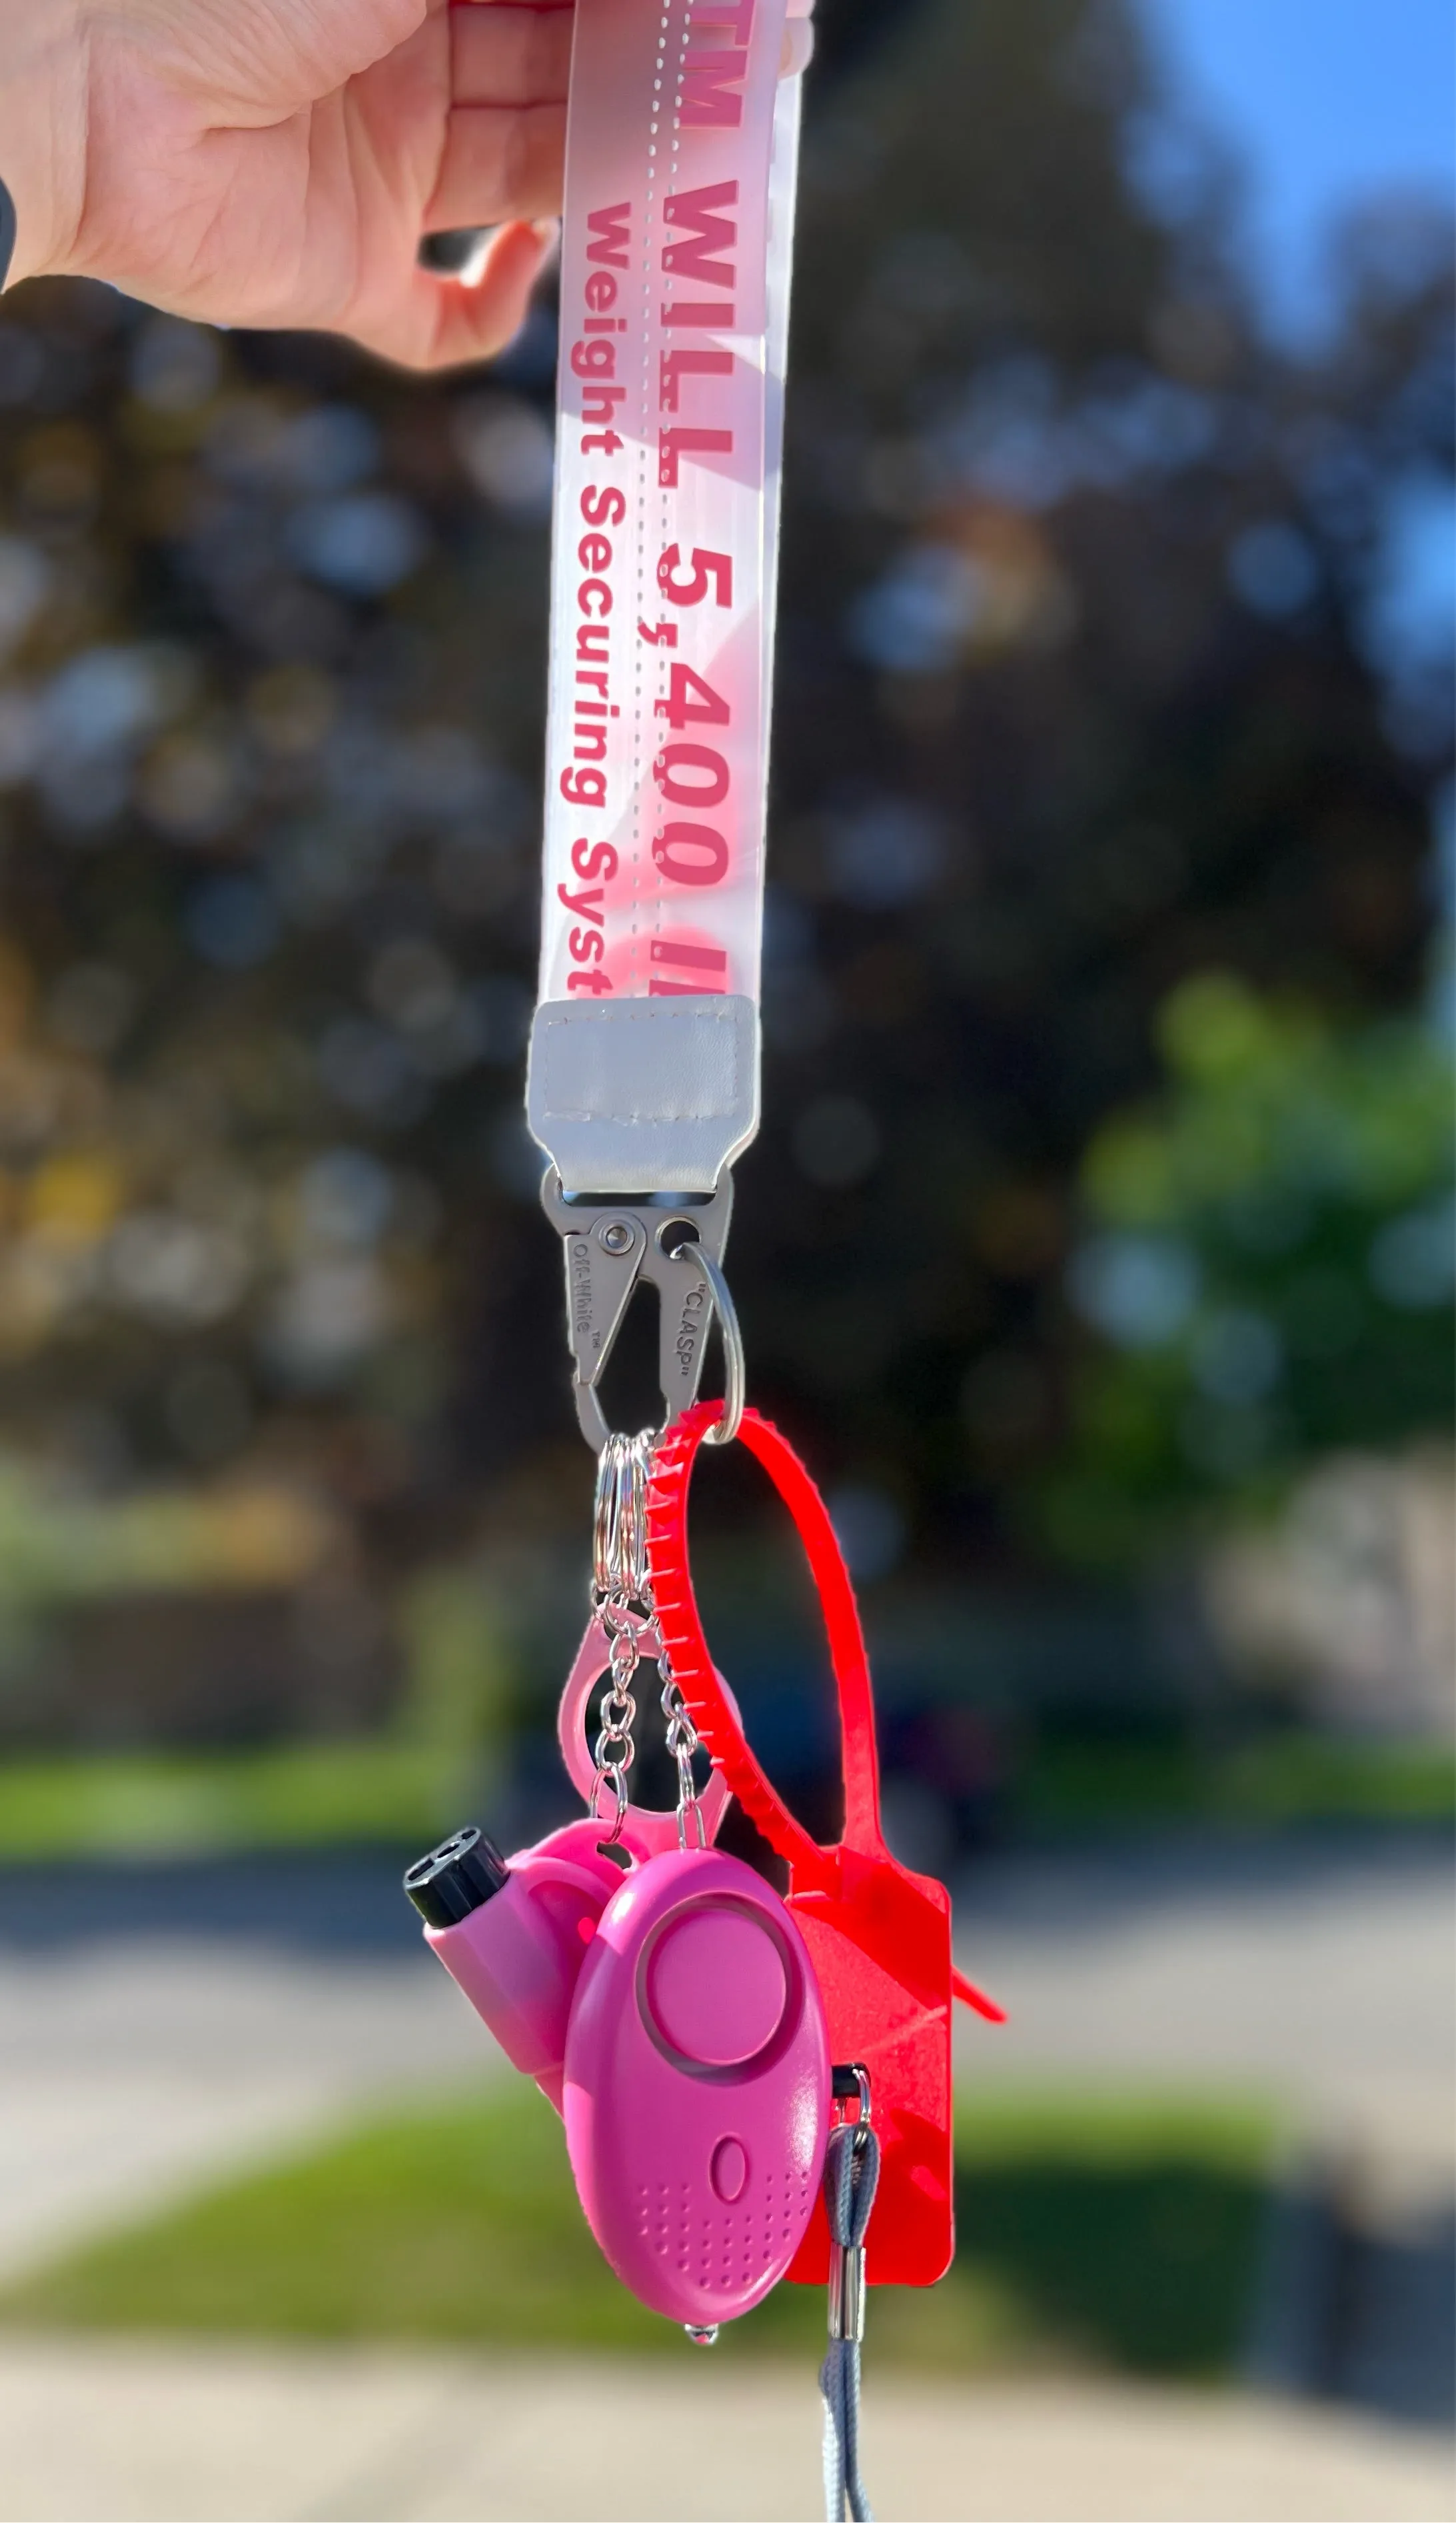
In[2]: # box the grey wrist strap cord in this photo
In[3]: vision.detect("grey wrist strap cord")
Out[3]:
[0,180,15,293]
[820,2117,880,2523]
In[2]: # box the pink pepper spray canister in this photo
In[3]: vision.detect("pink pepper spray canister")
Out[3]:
[404,1820,626,2113]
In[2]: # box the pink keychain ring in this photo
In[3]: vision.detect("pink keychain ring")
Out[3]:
[556,1611,738,1855]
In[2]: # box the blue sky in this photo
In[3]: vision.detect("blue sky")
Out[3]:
[1145,0,1455,341]
[1144,0,1455,679]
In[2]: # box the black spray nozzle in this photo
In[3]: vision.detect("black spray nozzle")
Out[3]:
[404,1824,510,1929]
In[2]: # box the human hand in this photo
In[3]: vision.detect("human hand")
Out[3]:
[0,0,570,369]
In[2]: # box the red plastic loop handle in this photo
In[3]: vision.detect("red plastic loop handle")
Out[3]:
[648,1399,1004,2024]
[647,1400,881,1884]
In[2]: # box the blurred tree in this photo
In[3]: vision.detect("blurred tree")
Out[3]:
[1045,972,1452,1562]
[752,0,1452,1564]
[0,0,1446,1637]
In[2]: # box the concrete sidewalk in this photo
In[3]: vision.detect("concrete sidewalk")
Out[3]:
[0,2342,1451,2522]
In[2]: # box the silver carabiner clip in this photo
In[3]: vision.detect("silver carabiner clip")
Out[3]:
[540,1169,745,1451]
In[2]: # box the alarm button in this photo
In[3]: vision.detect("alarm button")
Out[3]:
[710,2136,748,2202]
[646,1904,788,2066]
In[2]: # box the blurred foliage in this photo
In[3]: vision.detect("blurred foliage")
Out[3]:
[394,1564,512,1760]
[0,0,1447,1636]
[1045,975,1452,1560]
[0,2080,1277,2380]
[0,1453,339,1690]
[0,1459,333,1610]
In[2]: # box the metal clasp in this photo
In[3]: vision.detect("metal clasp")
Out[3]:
[540,1169,744,1452]
[832,2062,872,2131]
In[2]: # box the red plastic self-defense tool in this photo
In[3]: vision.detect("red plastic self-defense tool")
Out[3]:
[646,1400,1004,2288]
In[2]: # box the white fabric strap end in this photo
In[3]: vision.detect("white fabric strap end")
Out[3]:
[527,995,760,1195]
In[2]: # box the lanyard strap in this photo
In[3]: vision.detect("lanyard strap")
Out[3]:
[526,0,811,1439]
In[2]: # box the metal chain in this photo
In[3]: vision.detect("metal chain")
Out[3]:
[661,1652,705,1850]
[592,1597,639,1835]
[588,1426,704,1848]
[588,1430,652,1838]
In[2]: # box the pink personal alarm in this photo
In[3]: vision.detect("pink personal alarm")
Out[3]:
[408,1566,831,2332]
[406,1822,832,2330]
[562,1846,830,2328]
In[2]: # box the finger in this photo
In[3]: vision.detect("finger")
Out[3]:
[349,216,554,370]
[425,99,565,228]
[450,3,573,105]
[782,19,814,74]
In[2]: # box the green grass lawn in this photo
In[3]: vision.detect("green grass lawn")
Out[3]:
[0,2086,1278,2381]
[1018,1732,1456,1832]
[0,1733,1445,1864]
[0,1742,473,1860]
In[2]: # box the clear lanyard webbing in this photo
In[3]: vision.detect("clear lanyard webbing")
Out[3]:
[526,0,808,1206]
[524,0,810,1445]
